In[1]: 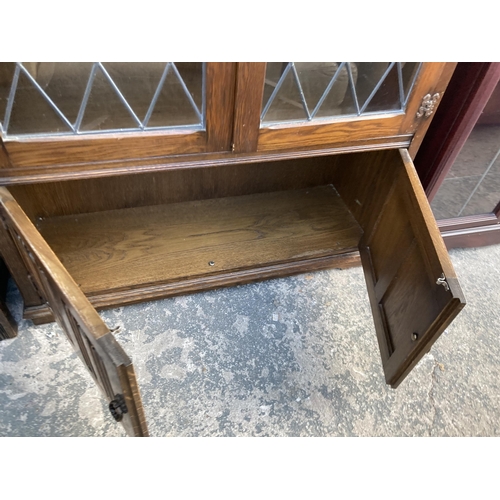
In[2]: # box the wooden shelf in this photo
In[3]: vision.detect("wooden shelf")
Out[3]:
[37,186,362,298]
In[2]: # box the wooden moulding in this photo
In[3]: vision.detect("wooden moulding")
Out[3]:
[440,223,500,249]
[257,114,406,152]
[0,136,412,185]
[22,250,362,323]
[3,130,208,168]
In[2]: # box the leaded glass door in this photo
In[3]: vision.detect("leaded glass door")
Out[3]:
[232,62,456,155]
[0,62,236,168]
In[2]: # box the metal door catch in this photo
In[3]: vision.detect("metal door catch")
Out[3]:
[436,273,450,291]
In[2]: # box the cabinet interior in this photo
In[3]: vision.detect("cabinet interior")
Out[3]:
[8,150,400,305]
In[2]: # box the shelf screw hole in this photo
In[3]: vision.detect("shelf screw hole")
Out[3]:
[412,332,419,341]
[208,261,215,266]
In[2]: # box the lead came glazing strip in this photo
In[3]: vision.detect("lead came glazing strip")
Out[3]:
[346,63,361,116]
[397,63,405,109]
[358,62,396,114]
[17,64,76,132]
[0,62,205,138]
[310,62,346,119]
[2,64,20,133]
[261,63,293,121]
[171,63,203,121]
[97,63,142,128]
[74,63,99,132]
[290,63,311,120]
[261,62,420,124]
[142,63,172,128]
[403,62,422,106]
[201,62,207,128]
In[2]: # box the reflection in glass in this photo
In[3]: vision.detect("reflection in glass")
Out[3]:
[431,79,500,219]
[80,64,140,132]
[401,62,421,104]
[261,62,421,124]
[8,68,73,135]
[431,124,500,219]
[361,63,401,114]
[0,62,205,137]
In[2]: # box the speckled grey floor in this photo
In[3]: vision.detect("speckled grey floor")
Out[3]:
[1,245,499,437]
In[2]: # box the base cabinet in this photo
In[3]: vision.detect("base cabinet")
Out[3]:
[0,148,465,436]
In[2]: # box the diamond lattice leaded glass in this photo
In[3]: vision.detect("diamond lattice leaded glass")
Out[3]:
[0,62,205,138]
[261,62,421,124]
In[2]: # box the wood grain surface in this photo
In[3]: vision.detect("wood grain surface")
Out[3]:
[0,187,149,436]
[333,148,465,387]
[10,156,339,220]
[37,186,362,296]
[232,63,266,153]
[0,137,412,185]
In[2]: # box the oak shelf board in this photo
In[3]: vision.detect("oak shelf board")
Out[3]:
[36,186,363,296]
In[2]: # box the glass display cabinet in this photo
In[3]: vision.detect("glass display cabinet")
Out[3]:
[0,62,465,436]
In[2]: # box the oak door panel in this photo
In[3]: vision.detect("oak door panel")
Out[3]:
[332,149,465,387]
[0,187,148,436]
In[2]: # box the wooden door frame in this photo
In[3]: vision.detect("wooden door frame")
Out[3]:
[232,62,457,155]
[414,62,500,249]
[1,63,237,169]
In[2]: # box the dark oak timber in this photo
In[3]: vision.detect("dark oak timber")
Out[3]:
[254,63,455,155]
[4,130,208,167]
[0,140,12,169]
[2,63,237,168]
[0,136,412,185]
[331,149,465,387]
[0,187,148,436]
[36,186,362,297]
[9,157,341,219]
[0,258,17,340]
[5,146,466,392]
[404,62,457,157]
[257,114,405,152]
[206,63,237,152]
[0,63,467,434]
[232,63,266,153]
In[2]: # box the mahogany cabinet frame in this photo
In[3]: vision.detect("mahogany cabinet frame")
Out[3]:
[414,62,500,249]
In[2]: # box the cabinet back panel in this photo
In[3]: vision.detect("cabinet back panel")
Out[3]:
[9,156,342,220]
[329,149,402,236]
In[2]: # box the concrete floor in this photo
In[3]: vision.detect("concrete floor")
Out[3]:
[0,244,499,437]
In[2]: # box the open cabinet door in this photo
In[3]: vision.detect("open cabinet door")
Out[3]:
[361,149,465,387]
[334,149,466,388]
[0,187,148,436]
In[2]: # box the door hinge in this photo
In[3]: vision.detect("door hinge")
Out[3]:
[436,273,450,292]
[109,394,128,422]
[231,143,236,152]
[416,93,441,118]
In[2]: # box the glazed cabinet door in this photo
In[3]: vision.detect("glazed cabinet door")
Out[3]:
[0,187,148,436]
[333,149,466,387]
[0,63,236,173]
[233,63,456,156]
